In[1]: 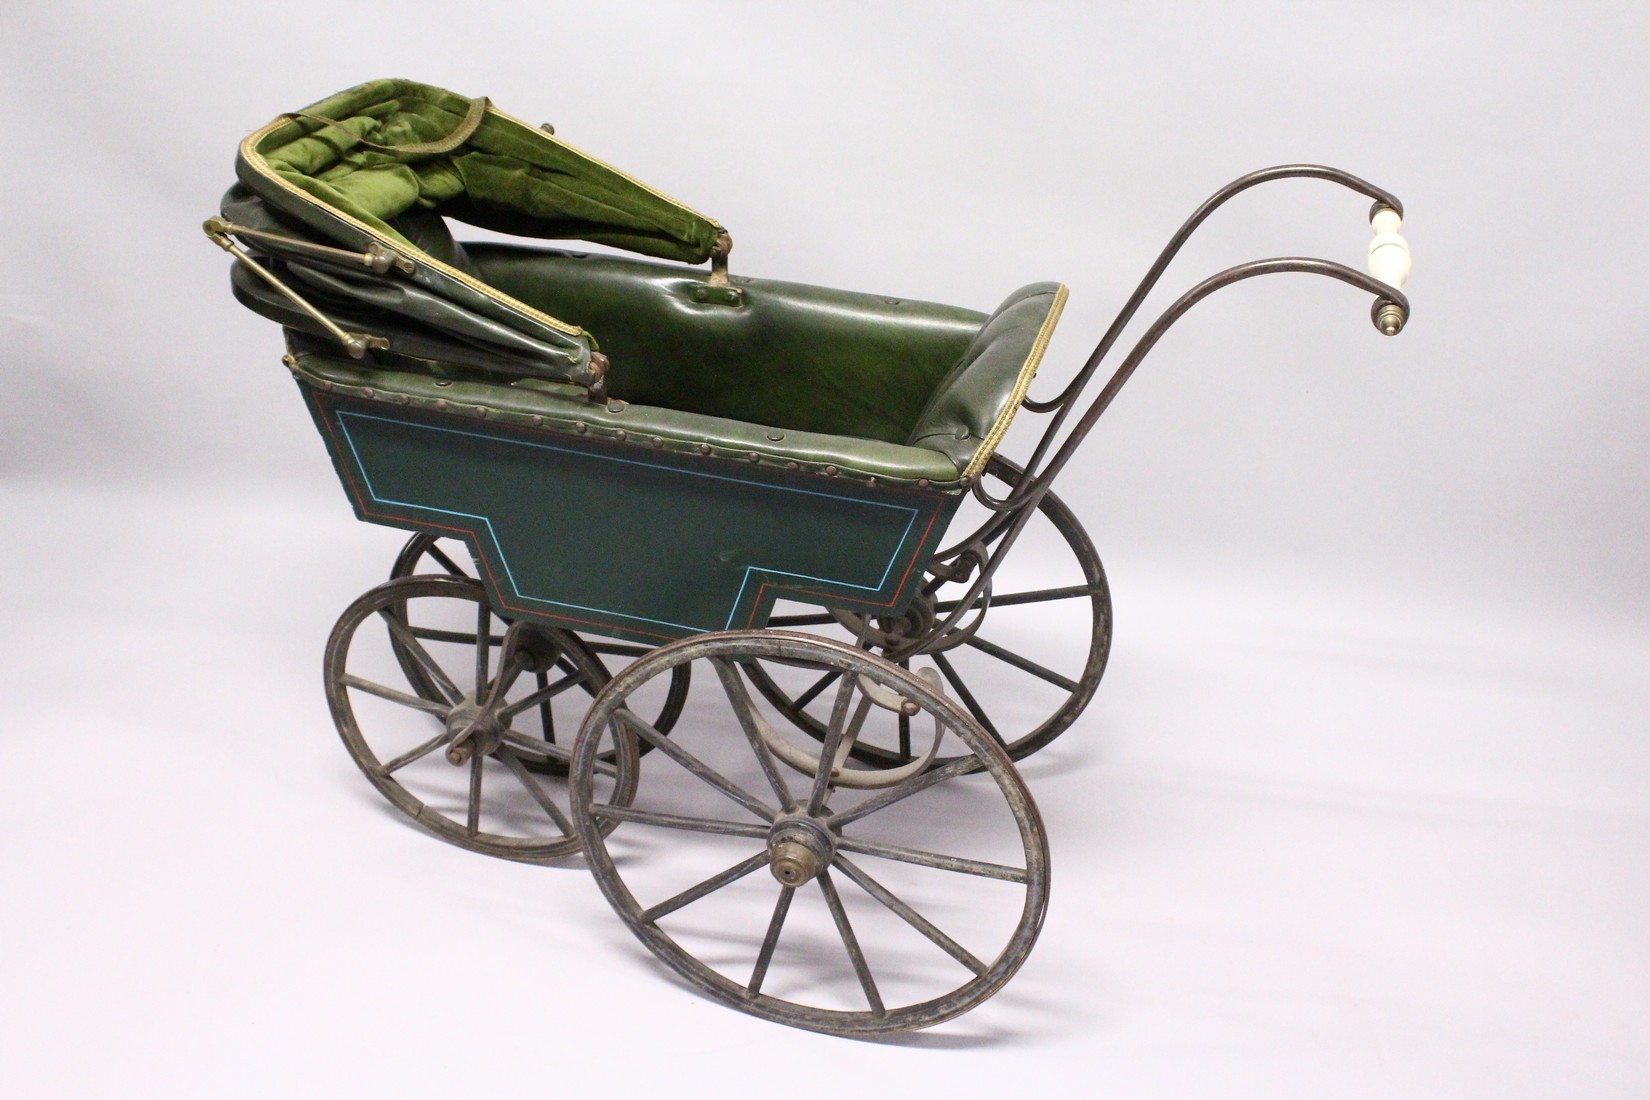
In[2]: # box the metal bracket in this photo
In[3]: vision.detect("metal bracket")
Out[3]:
[695,231,744,305]
[204,217,391,359]
[205,216,415,274]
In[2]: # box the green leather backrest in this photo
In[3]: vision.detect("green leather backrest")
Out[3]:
[906,283,1067,477]
[469,244,987,445]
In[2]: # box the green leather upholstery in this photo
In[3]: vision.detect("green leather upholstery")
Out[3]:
[469,245,985,445]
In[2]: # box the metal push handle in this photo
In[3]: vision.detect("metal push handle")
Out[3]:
[917,165,1416,655]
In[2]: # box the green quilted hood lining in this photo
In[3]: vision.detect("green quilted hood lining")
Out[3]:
[247,78,724,264]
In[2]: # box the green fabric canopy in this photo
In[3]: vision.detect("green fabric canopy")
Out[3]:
[241,78,724,264]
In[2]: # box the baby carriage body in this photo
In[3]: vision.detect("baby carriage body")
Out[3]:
[210,79,1411,1035]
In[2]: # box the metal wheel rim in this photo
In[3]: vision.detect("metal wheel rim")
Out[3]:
[568,630,1051,1036]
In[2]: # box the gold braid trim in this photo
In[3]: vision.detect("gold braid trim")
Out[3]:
[962,283,1068,481]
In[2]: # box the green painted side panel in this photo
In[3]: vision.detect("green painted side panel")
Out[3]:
[304,385,959,643]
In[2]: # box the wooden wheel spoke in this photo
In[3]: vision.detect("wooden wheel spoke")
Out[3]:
[378,728,456,776]
[792,669,842,710]
[930,652,1002,744]
[747,886,795,997]
[640,851,771,924]
[408,627,505,646]
[807,673,860,815]
[474,602,491,695]
[711,659,795,810]
[833,855,987,975]
[495,746,574,836]
[934,583,1097,612]
[497,669,588,721]
[834,834,1027,884]
[341,674,451,718]
[536,670,557,744]
[818,870,884,1015]
[379,611,463,704]
[614,709,778,822]
[827,756,979,828]
[426,543,469,578]
[593,805,769,839]
[964,636,1079,693]
[497,729,618,777]
[465,755,483,836]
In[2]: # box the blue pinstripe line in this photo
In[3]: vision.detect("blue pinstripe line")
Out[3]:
[340,411,919,512]
[336,411,924,634]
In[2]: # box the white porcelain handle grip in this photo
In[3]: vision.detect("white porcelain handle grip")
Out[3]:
[1368,206,1411,290]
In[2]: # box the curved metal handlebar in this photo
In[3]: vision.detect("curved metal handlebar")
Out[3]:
[973,256,1408,512]
[909,165,1413,657]
[1022,164,1404,417]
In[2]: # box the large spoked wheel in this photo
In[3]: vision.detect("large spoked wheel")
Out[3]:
[750,456,1111,767]
[325,575,635,861]
[569,630,1050,1036]
[389,532,691,736]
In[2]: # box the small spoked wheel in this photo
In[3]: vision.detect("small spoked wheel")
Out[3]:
[389,532,691,736]
[325,575,635,861]
[752,456,1112,767]
[569,630,1050,1036]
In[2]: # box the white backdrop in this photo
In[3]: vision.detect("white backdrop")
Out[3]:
[3,3,1647,1097]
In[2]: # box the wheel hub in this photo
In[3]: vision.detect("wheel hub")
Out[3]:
[444,698,503,765]
[766,815,836,887]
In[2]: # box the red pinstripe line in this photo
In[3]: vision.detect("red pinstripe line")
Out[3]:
[741,504,942,628]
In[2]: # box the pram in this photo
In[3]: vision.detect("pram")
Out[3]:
[208,79,1411,1035]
